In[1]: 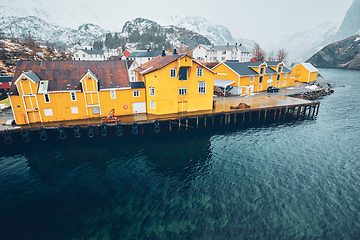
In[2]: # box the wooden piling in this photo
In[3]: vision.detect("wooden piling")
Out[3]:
[186,118,188,130]
[264,110,267,120]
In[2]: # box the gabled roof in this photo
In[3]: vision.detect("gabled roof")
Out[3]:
[265,67,278,74]
[237,45,250,53]
[135,54,186,75]
[265,61,282,67]
[10,61,130,95]
[223,62,259,76]
[23,71,41,83]
[300,63,318,73]
[130,82,145,89]
[213,45,236,51]
[193,44,249,53]
[282,66,292,73]
[0,76,13,82]
[246,61,267,68]
[128,50,163,58]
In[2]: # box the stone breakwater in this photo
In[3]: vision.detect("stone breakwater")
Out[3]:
[289,87,334,100]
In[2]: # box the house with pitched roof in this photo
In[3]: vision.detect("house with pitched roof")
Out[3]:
[291,63,318,83]
[74,48,104,61]
[212,61,293,95]
[9,61,146,125]
[134,50,216,115]
[122,49,163,65]
[192,43,250,63]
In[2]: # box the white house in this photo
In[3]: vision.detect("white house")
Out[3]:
[126,60,140,82]
[74,48,104,61]
[192,43,250,63]
[121,49,163,65]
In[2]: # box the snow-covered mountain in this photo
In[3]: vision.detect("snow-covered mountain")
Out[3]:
[159,15,234,45]
[263,22,339,62]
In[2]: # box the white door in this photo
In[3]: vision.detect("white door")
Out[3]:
[133,102,146,114]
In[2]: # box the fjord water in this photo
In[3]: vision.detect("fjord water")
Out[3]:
[1,69,360,240]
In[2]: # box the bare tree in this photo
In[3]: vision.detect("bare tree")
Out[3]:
[277,48,288,62]
[267,51,276,61]
[251,43,266,62]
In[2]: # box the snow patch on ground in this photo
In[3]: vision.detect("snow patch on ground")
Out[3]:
[305,85,318,90]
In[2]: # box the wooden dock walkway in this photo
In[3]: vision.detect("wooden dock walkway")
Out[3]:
[1,95,320,146]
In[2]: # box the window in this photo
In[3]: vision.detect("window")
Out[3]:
[75,54,79,58]
[284,73,288,78]
[210,57,212,60]
[71,107,78,114]
[44,109,53,116]
[149,87,155,96]
[197,67,203,77]
[110,90,116,99]
[133,90,140,97]
[277,74,281,81]
[259,76,263,83]
[283,80,286,86]
[150,101,155,109]
[269,74,272,80]
[198,81,206,94]
[82,54,85,57]
[222,51,226,54]
[221,57,225,60]
[260,67,265,74]
[278,66,282,73]
[250,76,254,82]
[179,87,187,95]
[92,107,100,114]
[44,93,50,103]
[70,92,77,101]
[179,67,187,80]
[170,68,176,78]
[213,57,217,61]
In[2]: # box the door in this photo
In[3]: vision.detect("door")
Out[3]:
[178,101,187,112]
[133,102,146,114]
[23,95,41,123]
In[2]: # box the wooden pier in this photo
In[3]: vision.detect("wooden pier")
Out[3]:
[0,95,320,146]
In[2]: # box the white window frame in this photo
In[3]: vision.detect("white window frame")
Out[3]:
[71,107,79,114]
[260,67,265,74]
[150,101,155,109]
[284,73,288,78]
[259,76,263,83]
[283,80,286,86]
[70,92,77,101]
[179,87,187,95]
[44,93,50,103]
[170,68,176,78]
[198,81,206,94]
[277,74,281,81]
[197,67,203,77]
[133,90,140,97]
[278,66,282,73]
[149,87,155,96]
[44,109,53,116]
[250,76,254,82]
[110,90,116,99]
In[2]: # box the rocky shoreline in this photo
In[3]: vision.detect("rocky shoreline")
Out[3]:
[289,86,334,100]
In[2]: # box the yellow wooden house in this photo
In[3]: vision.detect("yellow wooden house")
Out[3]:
[291,63,318,83]
[9,61,146,125]
[212,61,293,95]
[134,51,216,115]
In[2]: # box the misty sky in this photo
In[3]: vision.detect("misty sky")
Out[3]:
[107,0,354,41]
[4,0,355,43]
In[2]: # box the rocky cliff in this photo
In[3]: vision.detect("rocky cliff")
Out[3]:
[306,34,360,70]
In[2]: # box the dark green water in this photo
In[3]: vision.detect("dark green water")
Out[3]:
[1,69,360,240]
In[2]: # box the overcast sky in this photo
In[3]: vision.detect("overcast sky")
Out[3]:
[126,0,354,42]
[4,0,355,43]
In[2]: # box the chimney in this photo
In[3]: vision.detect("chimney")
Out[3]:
[162,47,166,57]
[227,43,229,46]
[173,48,177,55]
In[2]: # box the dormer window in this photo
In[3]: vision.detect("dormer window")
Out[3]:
[278,66,283,73]
[260,67,265,74]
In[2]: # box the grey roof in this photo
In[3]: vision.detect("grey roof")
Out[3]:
[265,67,278,74]
[282,66,292,73]
[213,45,236,51]
[24,71,41,83]
[82,49,103,55]
[265,61,282,66]
[246,62,264,67]
[223,62,259,76]
[128,50,163,58]
[0,76,13,82]
[130,82,145,89]
[237,45,249,53]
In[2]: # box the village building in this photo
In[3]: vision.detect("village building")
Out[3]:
[192,43,250,63]
[74,48,104,61]
[291,63,318,83]
[212,61,293,95]
[134,50,216,115]
[9,61,146,125]
[0,76,12,92]
[122,49,163,65]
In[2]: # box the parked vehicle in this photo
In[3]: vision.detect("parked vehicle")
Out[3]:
[267,86,279,93]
